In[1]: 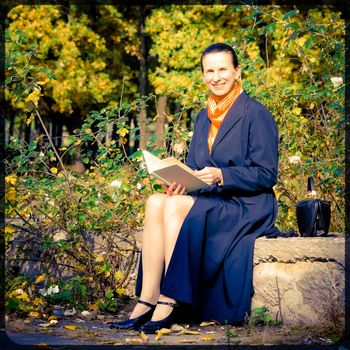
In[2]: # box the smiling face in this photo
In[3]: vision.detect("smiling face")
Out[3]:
[202,51,241,97]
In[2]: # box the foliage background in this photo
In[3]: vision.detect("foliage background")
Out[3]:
[4,4,345,318]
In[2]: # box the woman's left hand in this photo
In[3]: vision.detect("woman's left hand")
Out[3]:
[194,167,223,186]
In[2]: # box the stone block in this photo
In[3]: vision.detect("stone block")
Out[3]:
[252,234,345,326]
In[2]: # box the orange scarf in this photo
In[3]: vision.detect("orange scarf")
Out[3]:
[207,82,242,153]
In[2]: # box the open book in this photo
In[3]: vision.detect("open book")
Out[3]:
[142,150,210,192]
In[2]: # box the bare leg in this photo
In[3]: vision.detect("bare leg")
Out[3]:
[151,195,195,321]
[129,193,167,318]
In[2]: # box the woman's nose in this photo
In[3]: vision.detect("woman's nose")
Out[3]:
[212,71,221,82]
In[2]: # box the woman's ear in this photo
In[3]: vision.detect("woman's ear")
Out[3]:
[235,66,241,80]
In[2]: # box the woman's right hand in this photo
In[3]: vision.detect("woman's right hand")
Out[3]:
[162,182,186,196]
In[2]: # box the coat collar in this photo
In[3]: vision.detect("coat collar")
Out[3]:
[206,90,249,156]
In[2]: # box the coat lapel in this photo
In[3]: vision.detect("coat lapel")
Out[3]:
[211,91,249,155]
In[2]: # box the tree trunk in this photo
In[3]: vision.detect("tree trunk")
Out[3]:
[137,5,148,149]
[155,95,167,150]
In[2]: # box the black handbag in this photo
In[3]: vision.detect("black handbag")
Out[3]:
[295,176,331,237]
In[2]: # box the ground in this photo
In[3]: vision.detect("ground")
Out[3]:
[4,298,345,347]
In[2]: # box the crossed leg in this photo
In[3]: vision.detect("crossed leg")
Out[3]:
[129,193,195,320]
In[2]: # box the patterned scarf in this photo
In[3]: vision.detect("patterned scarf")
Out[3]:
[207,81,242,153]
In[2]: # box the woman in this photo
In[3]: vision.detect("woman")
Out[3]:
[111,43,278,333]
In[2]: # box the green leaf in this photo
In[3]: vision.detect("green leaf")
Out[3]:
[265,23,276,35]
[286,30,300,42]
[283,9,299,20]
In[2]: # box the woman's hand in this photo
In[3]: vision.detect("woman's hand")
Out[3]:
[162,182,186,196]
[194,167,223,186]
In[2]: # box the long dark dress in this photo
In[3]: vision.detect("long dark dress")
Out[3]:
[136,91,279,324]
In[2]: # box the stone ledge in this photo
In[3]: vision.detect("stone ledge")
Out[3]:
[252,233,345,326]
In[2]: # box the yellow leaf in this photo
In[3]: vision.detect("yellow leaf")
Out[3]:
[117,127,129,137]
[205,331,216,334]
[114,270,124,281]
[25,90,42,106]
[292,107,302,115]
[89,303,99,311]
[178,329,201,335]
[155,328,171,340]
[17,291,30,302]
[116,288,125,296]
[23,319,32,324]
[5,226,15,234]
[26,114,34,126]
[124,338,144,344]
[35,275,45,284]
[36,80,47,86]
[64,325,78,331]
[5,174,17,185]
[201,336,216,341]
[200,321,217,326]
[29,311,40,318]
[50,167,58,174]
[48,316,57,321]
[95,254,104,263]
[139,331,149,343]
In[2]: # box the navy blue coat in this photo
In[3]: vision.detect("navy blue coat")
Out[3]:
[136,91,279,324]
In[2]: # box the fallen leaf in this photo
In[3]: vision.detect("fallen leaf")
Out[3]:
[140,331,149,343]
[96,315,105,320]
[179,339,198,343]
[64,325,78,331]
[48,316,57,322]
[178,330,201,335]
[38,321,56,328]
[28,311,40,318]
[206,331,216,334]
[200,321,218,326]
[64,308,76,316]
[81,310,91,317]
[201,336,216,341]
[49,319,58,325]
[35,275,46,284]
[23,319,31,324]
[171,324,186,332]
[124,338,144,344]
[155,328,171,341]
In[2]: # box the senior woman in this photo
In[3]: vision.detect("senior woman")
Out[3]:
[110,43,279,333]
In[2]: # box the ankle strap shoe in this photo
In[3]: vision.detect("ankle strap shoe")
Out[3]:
[138,300,179,333]
[110,299,156,330]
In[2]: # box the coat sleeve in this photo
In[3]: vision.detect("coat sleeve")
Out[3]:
[220,106,279,192]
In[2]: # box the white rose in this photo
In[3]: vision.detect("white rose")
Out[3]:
[288,155,301,164]
[110,180,122,188]
[39,288,48,296]
[330,77,343,88]
[51,285,59,294]
[137,183,142,190]
[173,143,185,154]
[188,131,193,138]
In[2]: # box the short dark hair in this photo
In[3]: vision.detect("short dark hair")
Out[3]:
[200,43,239,72]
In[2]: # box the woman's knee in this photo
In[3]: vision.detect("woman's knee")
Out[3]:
[163,195,194,219]
[145,193,167,213]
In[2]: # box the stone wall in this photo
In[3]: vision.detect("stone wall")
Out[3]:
[252,234,345,326]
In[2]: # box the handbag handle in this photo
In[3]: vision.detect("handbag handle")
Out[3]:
[307,176,317,196]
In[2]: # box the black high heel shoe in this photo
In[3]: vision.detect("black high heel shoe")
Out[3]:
[110,300,156,330]
[138,300,179,334]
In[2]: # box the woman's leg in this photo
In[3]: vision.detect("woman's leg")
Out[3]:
[151,194,195,321]
[129,193,167,318]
